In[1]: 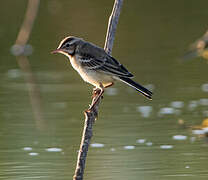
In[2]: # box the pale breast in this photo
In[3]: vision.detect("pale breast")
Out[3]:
[70,56,80,72]
[69,57,113,88]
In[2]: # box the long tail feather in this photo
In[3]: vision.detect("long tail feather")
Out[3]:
[118,77,153,100]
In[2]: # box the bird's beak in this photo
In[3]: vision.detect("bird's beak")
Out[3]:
[51,49,62,54]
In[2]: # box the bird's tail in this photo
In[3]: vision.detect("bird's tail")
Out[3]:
[118,77,153,100]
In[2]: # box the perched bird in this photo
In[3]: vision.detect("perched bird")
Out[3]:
[52,36,152,108]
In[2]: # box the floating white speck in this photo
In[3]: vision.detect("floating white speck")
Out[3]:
[190,137,196,143]
[137,106,152,118]
[188,100,198,111]
[7,69,22,79]
[23,147,32,151]
[105,88,118,96]
[172,135,187,140]
[170,101,184,108]
[136,139,146,144]
[123,145,135,150]
[199,98,208,106]
[10,44,24,56]
[110,148,116,152]
[185,165,190,169]
[29,152,39,156]
[46,148,62,152]
[158,107,175,116]
[10,44,33,56]
[203,127,208,133]
[160,145,173,149]
[90,143,105,148]
[192,129,205,135]
[146,142,153,146]
[201,83,208,92]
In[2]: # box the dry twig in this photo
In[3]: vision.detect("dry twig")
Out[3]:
[73,1,123,180]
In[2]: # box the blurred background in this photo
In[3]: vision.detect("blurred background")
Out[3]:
[1,0,208,180]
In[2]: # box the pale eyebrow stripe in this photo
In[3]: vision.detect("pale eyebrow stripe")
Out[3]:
[57,37,76,49]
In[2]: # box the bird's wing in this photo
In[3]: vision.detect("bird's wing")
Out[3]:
[78,53,133,78]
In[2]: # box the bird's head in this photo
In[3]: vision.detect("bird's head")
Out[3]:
[52,36,82,57]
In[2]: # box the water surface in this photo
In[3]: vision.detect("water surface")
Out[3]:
[1,1,208,180]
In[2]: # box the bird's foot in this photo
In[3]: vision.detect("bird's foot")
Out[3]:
[89,87,104,110]
[92,88,101,98]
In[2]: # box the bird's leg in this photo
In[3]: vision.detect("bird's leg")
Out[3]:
[91,82,113,100]
[90,82,113,100]
[88,83,104,111]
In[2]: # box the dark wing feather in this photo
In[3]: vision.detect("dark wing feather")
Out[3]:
[78,53,133,78]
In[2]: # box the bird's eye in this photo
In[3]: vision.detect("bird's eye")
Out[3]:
[65,43,70,48]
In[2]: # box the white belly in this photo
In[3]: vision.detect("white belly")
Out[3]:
[69,57,114,88]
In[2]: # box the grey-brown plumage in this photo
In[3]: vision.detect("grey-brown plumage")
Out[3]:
[52,36,152,100]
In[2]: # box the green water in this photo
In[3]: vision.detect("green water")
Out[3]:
[1,0,208,180]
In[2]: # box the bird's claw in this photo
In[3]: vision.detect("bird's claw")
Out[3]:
[92,88,101,98]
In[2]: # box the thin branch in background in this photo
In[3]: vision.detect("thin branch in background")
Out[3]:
[11,0,45,130]
[73,1,123,180]
[15,0,40,45]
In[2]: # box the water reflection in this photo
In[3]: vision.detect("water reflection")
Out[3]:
[123,145,135,150]
[91,143,105,148]
[172,135,187,140]
[136,139,146,144]
[45,148,63,152]
[160,145,173,149]
[28,152,39,156]
[170,101,184,108]
[23,147,33,151]
[137,106,152,118]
